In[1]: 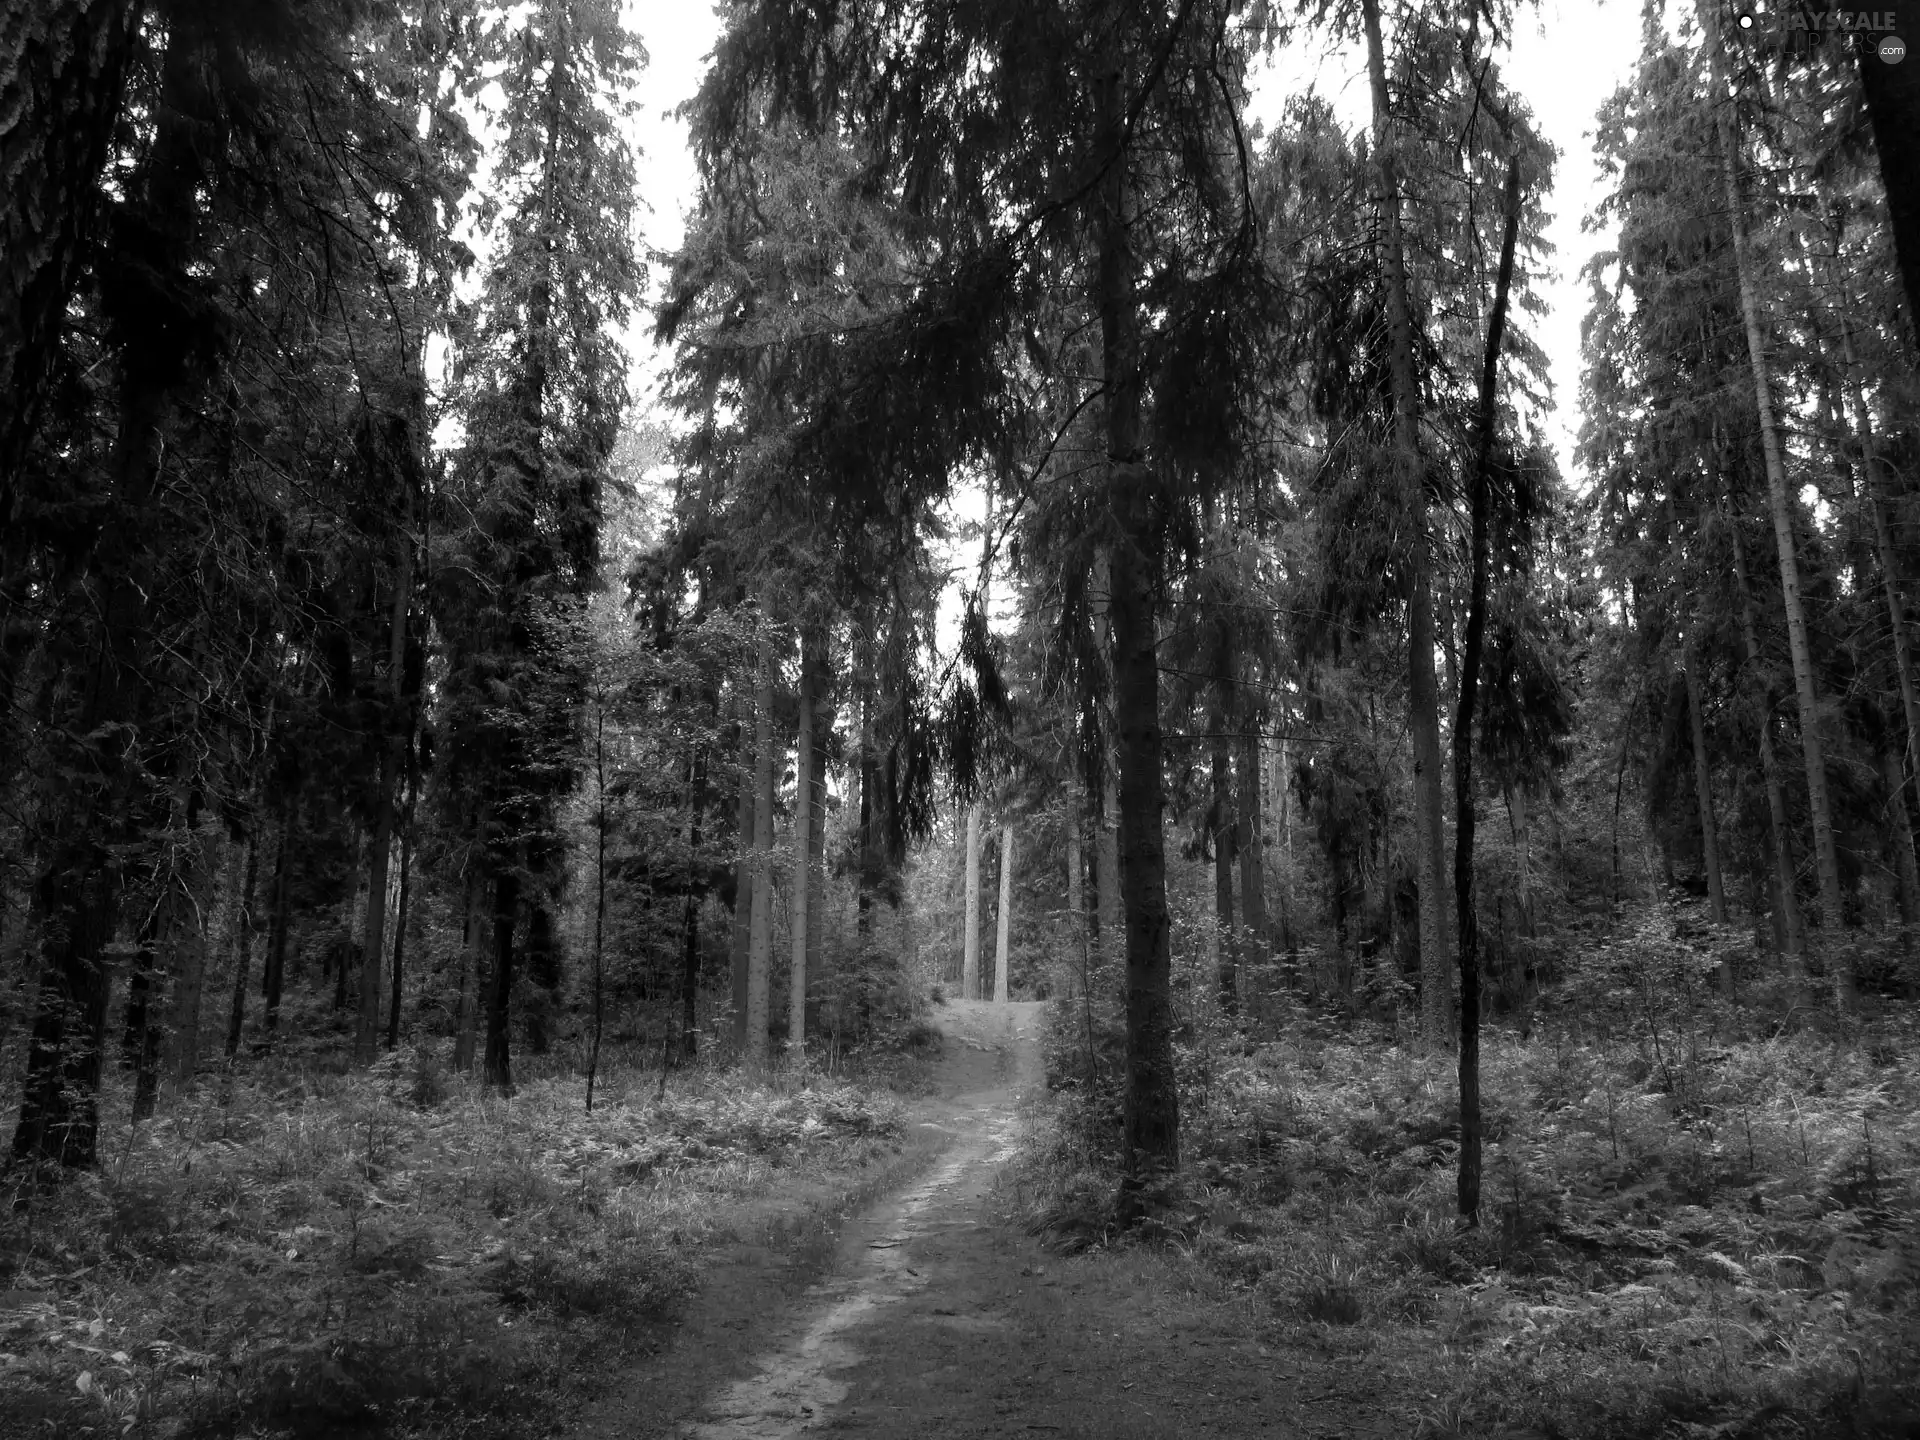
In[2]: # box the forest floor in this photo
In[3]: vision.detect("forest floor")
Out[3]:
[574,999,1400,1440]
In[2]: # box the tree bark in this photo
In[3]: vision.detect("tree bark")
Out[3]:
[1097,37,1177,1181]
[1881,745,1920,950]
[994,822,1015,1004]
[681,742,706,1059]
[482,865,519,1093]
[1451,154,1521,1228]
[1066,771,1086,1000]
[1363,0,1450,1053]
[1707,18,1852,1010]
[386,766,417,1051]
[1683,641,1728,923]
[962,802,983,1000]
[1211,731,1238,1014]
[744,629,775,1074]
[452,866,484,1072]
[357,535,412,1062]
[262,810,293,1035]
[225,823,260,1061]
[1729,516,1811,989]
[1237,729,1266,994]
[790,628,820,1052]
[166,804,218,1088]
[729,715,754,1051]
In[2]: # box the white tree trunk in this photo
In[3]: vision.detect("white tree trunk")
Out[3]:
[994,822,1015,1004]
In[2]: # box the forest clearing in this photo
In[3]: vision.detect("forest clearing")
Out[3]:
[3,0,1920,1436]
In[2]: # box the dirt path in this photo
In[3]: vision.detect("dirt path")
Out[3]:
[575,1001,1401,1440]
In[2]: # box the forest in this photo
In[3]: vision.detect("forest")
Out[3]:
[1,0,1917,1436]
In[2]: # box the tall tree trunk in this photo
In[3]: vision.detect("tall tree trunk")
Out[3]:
[1066,771,1086,1000]
[1091,547,1124,971]
[124,909,165,1124]
[262,810,293,1035]
[744,630,775,1074]
[452,866,484,1072]
[729,715,754,1052]
[963,803,983,1000]
[524,902,557,1055]
[0,0,141,482]
[167,803,218,1087]
[1451,154,1521,1228]
[1211,732,1238,1014]
[806,690,830,1032]
[1729,516,1812,988]
[790,628,819,1052]
[993,822,1015,1004]
[1881,744,1920,952]
[1839,311,1920,853]
[386,768,417,1051]
[11,16,206,1167]
[1237,729,1266,995]
[1097,37,1177,1181]
[225,823,260,1061]
[1683,641,1728,923]
[357,536,412,1063]
[482,865,519,1093]
[589,699,610,1111]
[681,742,707,1059]
[1363,0,1450,1053]
[1708,18,1851,1010]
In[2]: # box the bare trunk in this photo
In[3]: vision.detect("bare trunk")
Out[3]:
[1882,746,1920,952]
[1097,40,1177,1181]
[790,632,819,1052]
[483,865,519,1093]
[993,823,1015,1003]
[1708,15,1851,1010]
[744,631,775,1074]
[262,812,292,1035]
[356,535,412,1062]
[167,808,218,1087]
[225,825,260,1061]
[729,715,754,1052]
[453,866,484,1072]
[1211,733,1238,1013]
[962,803,983,1000]
[1729,517,1811,990]
[1066,772,1086,999]
[1237,729,1266,986]
[1683,643,1728,923]
[1363,0,1450,1053]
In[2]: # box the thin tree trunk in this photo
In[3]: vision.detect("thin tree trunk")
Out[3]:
[262,810,292,1035]
[729,715,754,1052]
[1092,548,1124,973]
[1097,38,1177,1182]
[681,742,707,1059]
[453,866,484,1072]
[1363,0,1450,1053]
[994,822,1015,1004]
[588,701,608,1111]
[1211,732,1238,1014]
[1707,16,1851,1010]
[1237,729,1267,992]
[1066,771,1086,1000]
[125,910,165,1124]
[482,865,519,1093]
[225,824,260,1061]
[1729,517,1812,989]
[791,630,819,1053]
[1451,154,1521,1228]
[167,805,217,1088]
[1683,641,1728,923]
[744,630,775,1074]
[806,695,830,1032]
[386,774,416,1051]
[357,536,412,1063]
[1882,745,1920,953]
[963,803,983,1000]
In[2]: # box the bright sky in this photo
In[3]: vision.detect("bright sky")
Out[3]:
[626,0,1646,649]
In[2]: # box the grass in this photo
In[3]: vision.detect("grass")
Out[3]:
[0,1043,913,1440]
[1018,937,1920,1439]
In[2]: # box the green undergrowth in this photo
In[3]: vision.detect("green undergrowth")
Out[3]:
[1020,980,1920,1439]
[0,1048,908,1440]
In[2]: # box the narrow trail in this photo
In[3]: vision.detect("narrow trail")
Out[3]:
[577,1000,1398,1440]
[680,999,1041,1439]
